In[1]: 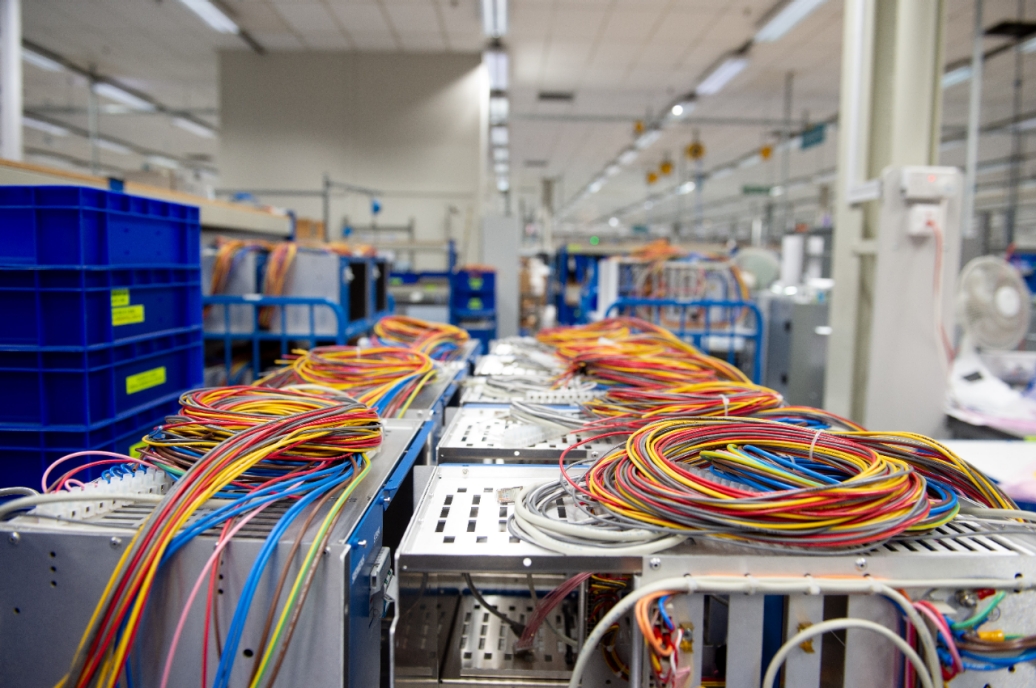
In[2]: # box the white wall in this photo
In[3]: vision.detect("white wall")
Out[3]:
[218,51,484,269]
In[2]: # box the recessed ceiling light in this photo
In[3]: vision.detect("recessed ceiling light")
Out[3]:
[755,0,830,43]
[93,82,156,112]
[173,117,216,138]
[24,117,68,137]
[176,0,240,34]
[21,47,64,72]
[696,56,748,96]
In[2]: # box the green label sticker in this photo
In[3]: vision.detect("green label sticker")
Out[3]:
[467,297,483,310]
[112,305,145,326]
[126,366,166,394]
[468,276,484,290]
[128,440,147,458]
[111,289,130,307]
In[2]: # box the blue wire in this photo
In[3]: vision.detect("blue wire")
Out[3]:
[212,465,357,688]
[657,595,674,631]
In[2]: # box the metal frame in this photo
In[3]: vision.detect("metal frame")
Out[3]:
[0,418,429,688]
[396,464,1036,688]
[606,297,764,383]
[203,294,393,380]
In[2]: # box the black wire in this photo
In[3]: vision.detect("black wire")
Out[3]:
[463,573,525,636]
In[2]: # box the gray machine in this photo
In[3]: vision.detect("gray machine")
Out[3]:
[0,419,429,688]
[394,463,1036,688]
[763,295,830,407]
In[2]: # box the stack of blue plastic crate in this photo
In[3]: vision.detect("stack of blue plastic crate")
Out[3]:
[449,268,497,349]
[0,186,204,489]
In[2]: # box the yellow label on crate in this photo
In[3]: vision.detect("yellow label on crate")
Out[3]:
[128,440,147,458]
[126,366,166,395]
[112,305,145,326]
[111,289,130,307]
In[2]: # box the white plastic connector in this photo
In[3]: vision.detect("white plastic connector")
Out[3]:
[525,388,602,404]
[34,467,173,521]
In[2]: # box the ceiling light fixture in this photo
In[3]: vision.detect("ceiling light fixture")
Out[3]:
[696,56,748,96]
[755,0,830,43]
[176,0,240,34]
[617,148,638,166]
[941,65,971,89]
[484,50,509,91]
[21,47,64,72]
[173,117,216,138]
[588,178,604,194]
[489,95,509,124]
[608,217,619,227]
[494,162,509,174]
[496,176,510,192]
[480,0,508,38]
[605,164,620,177]
[93,82,156,112]
[634,128,662,150]
[711,166,735,180]
[738,153,761,169]
[147,155,180,169]
[96,139,133,155]
[492,147,509,162]
[667,97,696,121]
[23,117,69,137]
[678,181,695,194]
[490,126,509,146]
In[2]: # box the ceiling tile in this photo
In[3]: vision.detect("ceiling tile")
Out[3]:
[273,2,337,33]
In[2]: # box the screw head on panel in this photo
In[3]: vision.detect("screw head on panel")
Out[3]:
[110,537,122,548]
[649,557,661,570]
[8,532,19,545]
[854,557,867,571]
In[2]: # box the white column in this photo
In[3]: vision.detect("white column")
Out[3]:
[0,0,22,161]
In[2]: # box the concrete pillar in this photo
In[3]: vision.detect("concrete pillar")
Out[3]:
[824,0,945,421]
[0,0,22,162]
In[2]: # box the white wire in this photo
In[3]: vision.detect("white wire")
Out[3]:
[563,574,1036,688]
[761,618,934,688]
[0,493,166,521]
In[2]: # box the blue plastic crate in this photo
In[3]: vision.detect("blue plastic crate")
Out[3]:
[451,270,495,296]
[0,394,182,490]
[0,329,203,427]
[0,186,200,268]
[0,267,201,348]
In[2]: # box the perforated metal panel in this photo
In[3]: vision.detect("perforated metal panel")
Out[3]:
[436,406,619,462]
[474,354,564,378]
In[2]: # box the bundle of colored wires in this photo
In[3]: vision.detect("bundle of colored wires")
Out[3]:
[140,386,381,487]
[582,381,783,427]
[635,592,689,687]
[258,241,298,328]
[515,417,958,553]
[588,575,631,679]
[515,573,590,652]
[753,405,865,431]
[258,345,436,417]
[536,316,669,354]
[206,239,269,318]
[59,395,381,688]
[372,315,470,361]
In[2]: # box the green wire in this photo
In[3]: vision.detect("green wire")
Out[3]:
[950,591,1006,631]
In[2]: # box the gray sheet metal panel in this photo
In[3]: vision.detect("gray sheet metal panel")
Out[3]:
[0,419,423,688]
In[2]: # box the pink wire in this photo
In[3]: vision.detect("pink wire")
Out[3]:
[41,451,144,492]
[904,621,916,687]
[158,500,274,688]
[915,601,963,673]
[51,458,158,493]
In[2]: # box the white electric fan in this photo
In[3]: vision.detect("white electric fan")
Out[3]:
[733,247,780,291]
[946,255,1036,431]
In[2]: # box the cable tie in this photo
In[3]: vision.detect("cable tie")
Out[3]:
[808,428,824,462]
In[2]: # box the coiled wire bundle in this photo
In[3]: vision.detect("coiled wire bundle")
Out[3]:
[512,417,976,554]
[372,315,470,361]
[583,381,783,426]
[257,345,436,417]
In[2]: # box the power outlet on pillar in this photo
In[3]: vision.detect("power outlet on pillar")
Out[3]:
[906,203,943,239]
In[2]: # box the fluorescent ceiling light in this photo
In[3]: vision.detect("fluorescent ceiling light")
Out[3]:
[711,166,735,180]
[609,217,619,227]
[484,50,508,91]
[668,99,695,121]
[588,178,604,194]
[678,181,695,194]
[617,148,638,165]
[490,126,509,146]
[489,95,509,124]
[173,117,216,138]
[634,128,662,150]
[770,186,784,197]
[671,104,684,117]
[643,200,654,210]
[1023,35,1036,53]
[696,56,748,96]
[148,155,180,169]
[941,65,971,89]
[29,153,75,169]
[23,117,68,137]
[93,82,156,112]
[738,154,761,169]
[1016,116,1036,131]
[22,47,64,72]
[494,162,509,174]
[939,138,965,152]
[755,0,829,42]
[96,139,133,155]
[492,147,509,162]
[605,164,620,177]
[480,0,508,38]
[176,0,239,34]
[496,175,510,192]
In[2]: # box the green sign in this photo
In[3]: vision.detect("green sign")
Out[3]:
[742,185,773,196]
[801,124,825,150]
